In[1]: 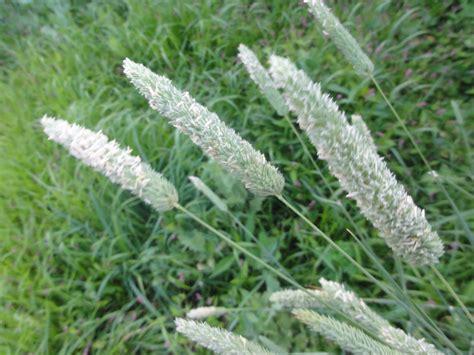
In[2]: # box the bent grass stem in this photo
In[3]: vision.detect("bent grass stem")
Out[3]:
[430,265,473,323]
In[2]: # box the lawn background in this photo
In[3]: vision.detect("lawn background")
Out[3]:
[1,0,473,353]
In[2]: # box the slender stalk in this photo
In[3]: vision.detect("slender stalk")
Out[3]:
[175,203,389,346]
[230,214,292,279]
[451,100,474,175]
[175,203,293,286]
[370,75,474,244]
[371,75,474,320]
[345,230,449,349]
[276,195,461,354]
[430,265,474,323]
[276,195,376,281]
[284,114,320,171]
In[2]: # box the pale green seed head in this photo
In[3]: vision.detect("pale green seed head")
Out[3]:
[304,0,374,76]
[123,58,285,197]
[238,44,289,116]
[175,318,272,354]
[268,55,444,265]
[41,116,178,211]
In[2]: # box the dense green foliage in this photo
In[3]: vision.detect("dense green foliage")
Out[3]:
[1,0,473,353]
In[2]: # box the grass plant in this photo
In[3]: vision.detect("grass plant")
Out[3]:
[1,0,472,353]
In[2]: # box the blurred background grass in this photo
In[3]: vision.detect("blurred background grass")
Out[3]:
[0,0,473,353]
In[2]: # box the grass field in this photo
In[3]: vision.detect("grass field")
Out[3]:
[1,0,473,353]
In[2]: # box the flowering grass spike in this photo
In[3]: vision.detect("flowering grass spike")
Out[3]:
[40,116,178,211]
[304,0,374,76]
[269,55,443,265]
[123,58,284,197]
[294,310,400,354]
[238,44,288,116]
[175,318,272,354]
[270,278,441,354]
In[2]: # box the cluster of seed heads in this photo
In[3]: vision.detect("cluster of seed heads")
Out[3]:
[39,2,450,352]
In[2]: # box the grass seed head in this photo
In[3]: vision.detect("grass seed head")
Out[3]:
[175,318,271,354]
[41,116,178,211]
[238,44,289,116]
[304,0,374,76]
[269,55,444,266]
[123,58,285,197]
[186,306,228,320]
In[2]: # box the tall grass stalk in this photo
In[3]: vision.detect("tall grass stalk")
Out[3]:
[304,0,472,322]
[429,265,474,323]
[236,47,445,340]
[269,55,443,266]
[234,48,440,333]
[303,1,472,241]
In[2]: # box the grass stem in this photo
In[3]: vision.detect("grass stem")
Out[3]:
[371,75,473,324]
[284,114,320,172]
[430,265,474,323]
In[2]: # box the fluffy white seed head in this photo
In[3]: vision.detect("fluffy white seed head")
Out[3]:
[304,0,374,76]
[41,116,178,211]
[186,306,228,320]
[294,310,400,354]
[238,44,288,116]
[123,58,284,197]
[175,318,272,354]
[269,55,444,266]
